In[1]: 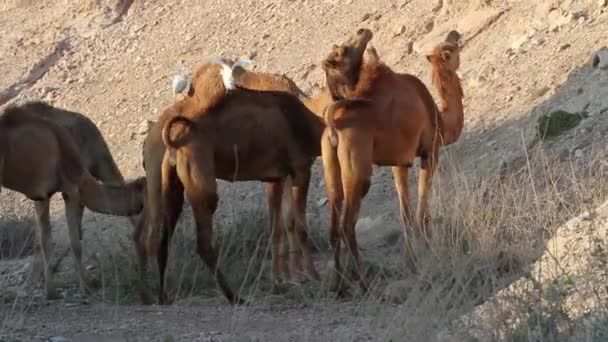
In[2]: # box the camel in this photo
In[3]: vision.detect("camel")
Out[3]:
[319,29,464,294]
[0,104,145,300]
[137,60,324,304]
[20,101,143,297]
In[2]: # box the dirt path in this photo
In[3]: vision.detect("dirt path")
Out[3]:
[2,300,395,341]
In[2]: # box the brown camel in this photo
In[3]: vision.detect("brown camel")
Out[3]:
[0,104,145,300]
[427,31,464,145]
[20,101,143,296]
[137,60,324,304]
[156,63,325,304]
[319,30,464,294]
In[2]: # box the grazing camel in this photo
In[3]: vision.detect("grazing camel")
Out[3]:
[137,60,323,304]
[0,104,145,299]
[20,101,142,294]
[319,30,464,293]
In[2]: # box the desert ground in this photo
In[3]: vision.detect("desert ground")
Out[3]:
[1,0,608,341]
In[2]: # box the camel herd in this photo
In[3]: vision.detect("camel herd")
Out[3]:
[0,28,465,305]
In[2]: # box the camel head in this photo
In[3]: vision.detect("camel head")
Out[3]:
[322,28,374,99]
[322,28,373,75]
[426,30,461,73]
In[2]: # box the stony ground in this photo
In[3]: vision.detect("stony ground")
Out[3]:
[1,0,608,340]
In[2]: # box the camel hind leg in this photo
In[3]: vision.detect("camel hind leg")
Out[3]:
[34,199,61,300]
[62,192,92,297]
[416,148,438,239]
[290,167,321,282]
[337,132,372,294]
[175,149,242,304]
[157,153,185,304]
[132,205,153,304]
[321,132,345,293]
[266,180,289,284]
[392,166,417,272]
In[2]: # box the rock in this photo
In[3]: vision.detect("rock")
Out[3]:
[317,197,328,207]
[548,9,573,31]
[511,35,529,51]
[138,120,154,135]
[592,48,608,69]
[383,280,413,304]
[394,24,406,36]
[47,337,68,342]
[558,43,571,52]
[405,41,414,54]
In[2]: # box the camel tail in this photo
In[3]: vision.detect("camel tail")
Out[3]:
[78,173,146,216]
[162,115,195,150]
[323,99,374,147]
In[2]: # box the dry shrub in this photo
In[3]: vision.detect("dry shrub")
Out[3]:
[0,216,35,260]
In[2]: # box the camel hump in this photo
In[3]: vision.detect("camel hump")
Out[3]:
[0,105,85,184]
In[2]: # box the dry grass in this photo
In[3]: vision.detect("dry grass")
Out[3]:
[2,137,608,341]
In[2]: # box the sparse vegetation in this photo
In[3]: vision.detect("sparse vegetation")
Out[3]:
[536,109,588,141]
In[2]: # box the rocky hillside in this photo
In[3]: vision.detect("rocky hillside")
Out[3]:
[1,0,608,340]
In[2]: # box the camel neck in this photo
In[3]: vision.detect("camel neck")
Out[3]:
[433,70,464,146]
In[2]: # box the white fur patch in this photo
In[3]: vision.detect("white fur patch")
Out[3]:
[172,74,189,95]
[217,58,254,91]
[219,63,236,90]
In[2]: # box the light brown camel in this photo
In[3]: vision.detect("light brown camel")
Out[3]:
[0,104,145,300]
[21,101,143,297]
[319,30,464,294]
[137,60,324,304]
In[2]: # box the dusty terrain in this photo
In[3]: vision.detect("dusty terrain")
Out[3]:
[1,0,608,341]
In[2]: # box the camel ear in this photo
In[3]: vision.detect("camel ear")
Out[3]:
[425,55,432,62]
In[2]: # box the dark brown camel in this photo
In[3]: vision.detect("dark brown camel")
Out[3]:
[137,60,324,305]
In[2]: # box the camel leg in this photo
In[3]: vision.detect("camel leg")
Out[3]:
[158,157,184,305]
[338,132,372,293]
[321,133,345,293]
[175,151,242,305]
[416,149,438,238]
[62,192,91,297]
[392,166,417,272]
[189,193,242,304]
[34,199,60,300]
[266,180,289,284]
[132,210,153,305]
[290,168,321,282]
